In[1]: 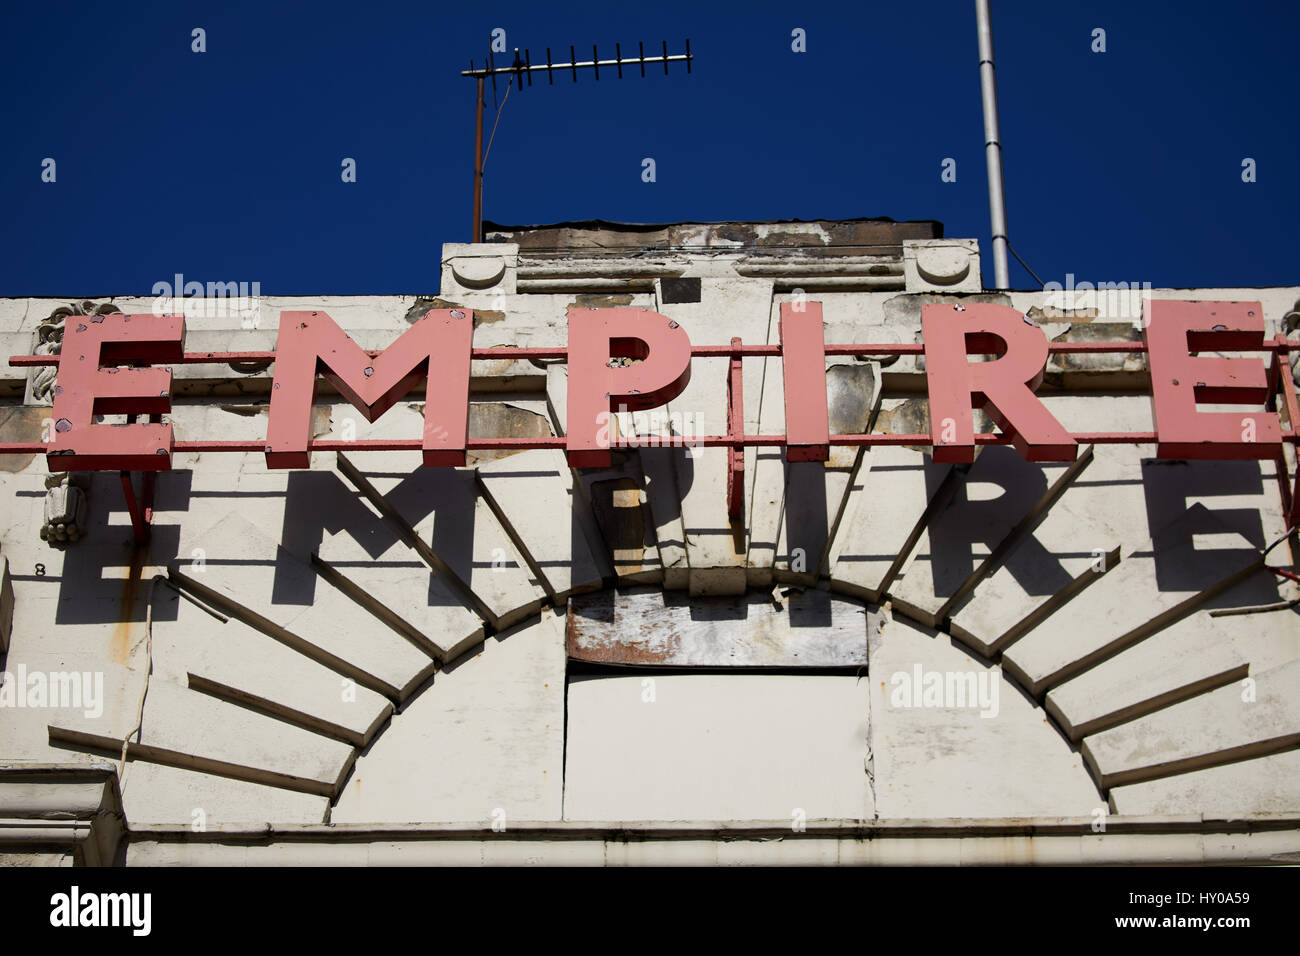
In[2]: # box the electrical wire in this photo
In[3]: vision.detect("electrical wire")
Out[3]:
[482,76,513,171]
[118,575,163,788]
[1006,240,1045,289]
[1209,525,1300,616]
[116,575,228,789]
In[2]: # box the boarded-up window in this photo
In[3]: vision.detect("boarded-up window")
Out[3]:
[563,674,872,821]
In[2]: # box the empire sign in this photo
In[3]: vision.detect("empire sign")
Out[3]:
[4,300,1299,529]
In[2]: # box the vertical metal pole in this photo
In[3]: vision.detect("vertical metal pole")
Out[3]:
[120,471,149,545]
[726,337,745,520]
[473,75,485,243]
[976,0,1010,290]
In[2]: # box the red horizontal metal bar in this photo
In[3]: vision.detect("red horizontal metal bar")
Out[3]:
[10,340,1297,368]
[472,348,567,359]
[9,348,572,366]
[19,341,1300,366]
[15,430,1300,459]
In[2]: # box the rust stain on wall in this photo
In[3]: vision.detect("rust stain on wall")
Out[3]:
[566,593,681,665]
[109,547,147,666]
[570,294,635,310]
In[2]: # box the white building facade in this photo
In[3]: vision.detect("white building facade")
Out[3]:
[1,218,1297,865]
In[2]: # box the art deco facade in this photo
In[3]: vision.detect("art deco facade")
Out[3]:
[1,218,1297,865]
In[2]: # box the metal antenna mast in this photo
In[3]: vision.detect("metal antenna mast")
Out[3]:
[975,0,1010,290]
[463,39,694,242]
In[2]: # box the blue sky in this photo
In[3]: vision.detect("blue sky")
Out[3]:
[1,0,1296,294]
